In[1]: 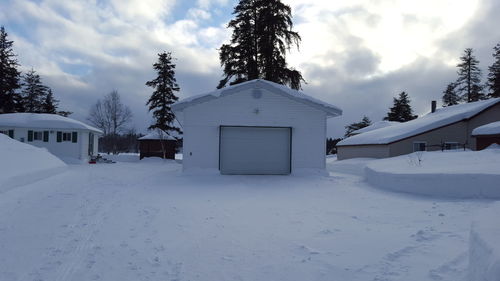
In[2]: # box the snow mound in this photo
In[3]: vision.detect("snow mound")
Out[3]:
[0,134,67,192]
[472,120,500,136]
[364,149,500,198]
[103,153,140,162]
[468,202,500,281]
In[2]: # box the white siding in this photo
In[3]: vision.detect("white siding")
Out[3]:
[180,87,327,173]
[0,127,97,162]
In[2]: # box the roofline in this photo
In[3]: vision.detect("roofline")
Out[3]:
[338,100,500,147]
[0,124,103,134]
[472,133,500,137]
[172,79,342,117]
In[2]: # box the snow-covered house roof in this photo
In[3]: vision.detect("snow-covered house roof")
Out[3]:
[472,121,500,136]
[138,130,180,140]
[338,98,500,146]
[0,113,103,134]
[350,121,400,135]
[172,79,342,117]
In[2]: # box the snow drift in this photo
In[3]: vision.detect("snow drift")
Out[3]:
[364,149,500,199]
[0,134,66,192]
[468,202,500,281]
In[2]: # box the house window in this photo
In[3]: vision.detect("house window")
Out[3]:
[33,131,43,141]
[62,132,72,142]
[413,141,427,152]
[1,130,14,138]
[444,142,459,150]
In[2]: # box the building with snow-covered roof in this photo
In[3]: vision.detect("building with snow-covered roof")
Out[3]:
[138,130,180,160]
[472,121,500,150]
[350,120,400,136]
[172,79,342,175]
[0,113,102,163]
[337,98,500,160]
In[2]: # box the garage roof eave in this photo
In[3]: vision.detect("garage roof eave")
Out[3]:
[172,79,342,117]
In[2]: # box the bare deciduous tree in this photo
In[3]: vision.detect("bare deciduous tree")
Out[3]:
[88,90,133,154]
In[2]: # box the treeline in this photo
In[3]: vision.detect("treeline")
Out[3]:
[98,132,142,154]
[0,27,70,115]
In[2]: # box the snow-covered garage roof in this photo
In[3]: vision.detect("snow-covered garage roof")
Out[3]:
[472,121,500,136]
[338,98,500,146]
[350,121,400,135]
[0,113,103,134]
[138,130,180,140]
[172,79,342,117]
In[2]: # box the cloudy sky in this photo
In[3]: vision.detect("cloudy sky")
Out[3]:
[1,0,500,137]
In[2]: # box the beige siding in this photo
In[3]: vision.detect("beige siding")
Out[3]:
[337,145,390,160]
[388,121,469,156]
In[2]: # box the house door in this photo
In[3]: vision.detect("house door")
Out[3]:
[219,126,291,175]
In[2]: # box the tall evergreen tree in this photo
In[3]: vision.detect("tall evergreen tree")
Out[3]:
[442,82,460,106]
[344,116,372,137]
[146,52,181,136]
[384,92,418,122]
[487,43,500,98]
[41,88,59,114]
[218,0,304,90]
[456,48,484,102]
[20,69,48,112]
[0,26,22,113]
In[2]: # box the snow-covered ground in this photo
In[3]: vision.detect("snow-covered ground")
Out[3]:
[0,154,498,281]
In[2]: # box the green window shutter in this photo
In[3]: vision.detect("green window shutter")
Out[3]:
[8,130,14,138]
[28,130,33,142]
[72,132,78,143]
[43,131,49,142]
[57,131,62,142]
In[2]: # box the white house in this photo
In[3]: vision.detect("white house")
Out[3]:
[0,113,102,163]
[337,98,500,160]
[172,79,342,175]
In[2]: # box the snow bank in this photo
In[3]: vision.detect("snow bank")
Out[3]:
[102,153,140,162]
[0,134,66,192]
[364,149,500,198]
[468,202,500,281]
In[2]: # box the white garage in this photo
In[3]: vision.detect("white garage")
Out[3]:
[172,79,342,175]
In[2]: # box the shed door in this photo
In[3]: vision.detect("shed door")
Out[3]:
[219,126,291,175]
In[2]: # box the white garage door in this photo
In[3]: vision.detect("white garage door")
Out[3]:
[219,126,291,175]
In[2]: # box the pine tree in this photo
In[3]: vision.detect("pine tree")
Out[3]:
[344,116,372,137]
[146,52,181,136]
[384,92,418,122]
[20,69,48,112]
[41,89,59,113]
[487,43,500,98]
[442,82,460,106]
[456,48,484,102]
[218,0,304,90]
[0,26,22,113]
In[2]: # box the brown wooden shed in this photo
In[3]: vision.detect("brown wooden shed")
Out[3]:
[472,121,500,150]
[138,131,178,160]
